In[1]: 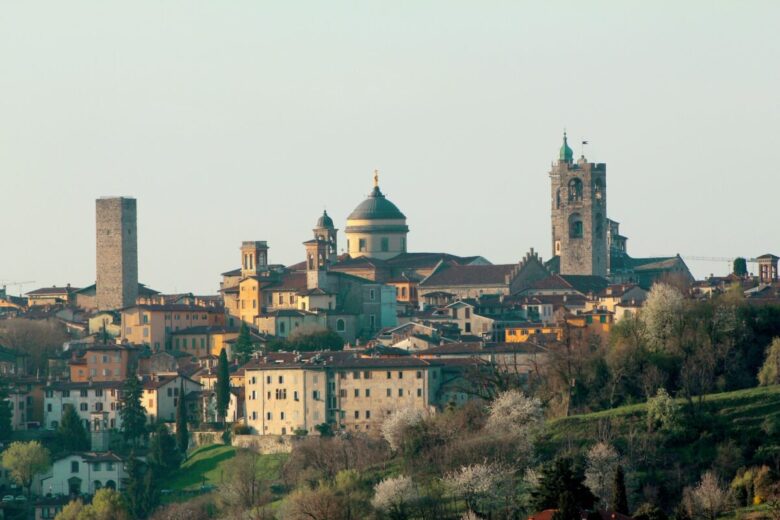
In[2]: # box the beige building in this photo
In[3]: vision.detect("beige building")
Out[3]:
[141,374,202,423]
[120,304,225,350]
[244,354,441,435]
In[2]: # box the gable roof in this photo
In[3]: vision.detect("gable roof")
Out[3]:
[420,264,516,288]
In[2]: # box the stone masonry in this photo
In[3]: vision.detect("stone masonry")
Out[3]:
[96,197,138,311]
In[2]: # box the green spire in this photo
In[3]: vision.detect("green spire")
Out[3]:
[559,131,573,162]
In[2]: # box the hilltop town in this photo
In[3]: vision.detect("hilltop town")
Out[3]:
[2,136,780,520]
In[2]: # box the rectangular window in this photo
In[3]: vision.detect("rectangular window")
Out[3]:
[80,403,88,411]
[266,376,271,384]
[363,371,371,379]
[398,371,403,379]
[354,389,359,397]
[294,391,299,401]
[359,239,366,252]
[62,390,70,398]
[417,388,423,397]
[280,412,285,420]
[386,371,391,379]
[354,410,359,419]
[398,389,403,397]
[95,389,103,397]
[365,389,370,397]
[386,389,391,397]
[339,389,347,398]
[416,371,422,379]
[353,371,360,379]
[381,237,389,252]
[71,461,79,473]
[278,376,284,384]
[366,410,371,419]
[370,315,376,329]
[266,412,272,420]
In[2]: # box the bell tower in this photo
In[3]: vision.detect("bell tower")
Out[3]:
[550,132,608,277]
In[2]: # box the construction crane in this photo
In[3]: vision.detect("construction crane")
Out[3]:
[0,280,36,296]
[682,256,759,263]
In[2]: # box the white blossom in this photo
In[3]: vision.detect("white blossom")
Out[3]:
[371,475,418,513]
[584,442,620,506]
[381,407,426,452]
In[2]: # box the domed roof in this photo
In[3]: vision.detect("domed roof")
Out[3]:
[559,131,574,162]
[316,210,334,229]
[348,186,406,221]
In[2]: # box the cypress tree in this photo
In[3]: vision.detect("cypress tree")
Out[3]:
[553,491,581,520]
[532,457,596,511]
[175,381,189,458]
[216,348,230,425]
[120,373,147,447]
[232,322,254,364]
[611,465,629,515]
[58,404,90,451]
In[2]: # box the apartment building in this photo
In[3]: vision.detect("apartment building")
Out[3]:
[44,381,123,430]
[120,304,225,350]
[244,354,441,435]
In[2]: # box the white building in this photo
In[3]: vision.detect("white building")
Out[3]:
[34,452,126,496]
[141,374,202,423]
[44,381,123,431]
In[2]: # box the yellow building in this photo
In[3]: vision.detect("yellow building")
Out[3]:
[244,354,440,436]
[170,326,239,358]
[504,324,563,343]
[25,285,80,307]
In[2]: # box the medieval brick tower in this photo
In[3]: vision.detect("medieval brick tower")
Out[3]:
[550,133,608,277]
[96,197,138,310]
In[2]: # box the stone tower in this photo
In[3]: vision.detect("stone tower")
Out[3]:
[550,133,608,277]
[96,197,138,310]
[240,241,269,278]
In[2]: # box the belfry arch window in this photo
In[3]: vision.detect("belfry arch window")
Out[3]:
[569,213,583,239]
[556,189,561,209]
[593,179,603,202]
[568,178,583,202]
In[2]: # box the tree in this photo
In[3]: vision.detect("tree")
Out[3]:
[584,442,620,508]
[0,318,68,374]
[642,283,686,353]
[220,449,268,509]
[758,338,780,386]
[120,374,147,447]
[553,491,581,520]
[270,329,345,352]
[646,387,680,433]
[0,379,12,441]
[532,458,596,512]
[381,407,426,452]
[372,475,418,520]
[56,489,130,520]
[123,452,150,519]
[280,485,348,520]
[1,441,51,495]
[733,258,748,277]
[685,471,730,520]
[58,404,90,452]
[612,466,629,515]
[147,424,181,477]
[232,322,255,364]
[89,488,131,520]
[445,462,511,515]
[216,348,230,424]
[175,381,189,458]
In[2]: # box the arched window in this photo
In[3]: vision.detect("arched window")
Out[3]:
[593,179,603,202]
[556,189,561,209]
[307,254,314,270]
[568,178,583,202]
[569,213,583,238]
[279,322,286,334]
[105,480,116,490]
[93,480,102,491]
[336,319,345,332]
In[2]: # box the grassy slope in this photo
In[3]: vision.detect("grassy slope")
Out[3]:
[539,385,780,482]
[167,444,288,491]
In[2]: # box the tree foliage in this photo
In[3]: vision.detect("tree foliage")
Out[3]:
[58,404,90,452]
[147,424,181,477]
[0,379,12,441]
[1,440,51,494]
[612,465,629,515]
[269,329,345,352]
[584,442,620,507]
[532,458,596,512]
[232,322,256,364]
[216,348,230,424]
[175,381,189,457]
[120,373,147,447]
[758,338,780,386]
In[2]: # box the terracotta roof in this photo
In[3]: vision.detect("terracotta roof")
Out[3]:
[171,326,238,335]
[262,271,308,292]
[420,264,516,287]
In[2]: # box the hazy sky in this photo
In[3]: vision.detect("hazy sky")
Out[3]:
[2,1,778,295]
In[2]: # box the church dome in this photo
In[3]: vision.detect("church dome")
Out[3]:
[560,131,574,162]
[316,210,334,229]
[347,186,406,221]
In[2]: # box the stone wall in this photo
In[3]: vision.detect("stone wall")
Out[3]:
[189,431,296,455]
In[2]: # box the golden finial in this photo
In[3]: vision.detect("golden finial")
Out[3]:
[373,169,379,188]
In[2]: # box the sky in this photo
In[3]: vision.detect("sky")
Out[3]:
[1,1,778,295]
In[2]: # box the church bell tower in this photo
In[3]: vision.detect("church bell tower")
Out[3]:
[550,132,608,277]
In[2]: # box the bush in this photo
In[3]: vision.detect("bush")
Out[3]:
[232,423,252,435]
